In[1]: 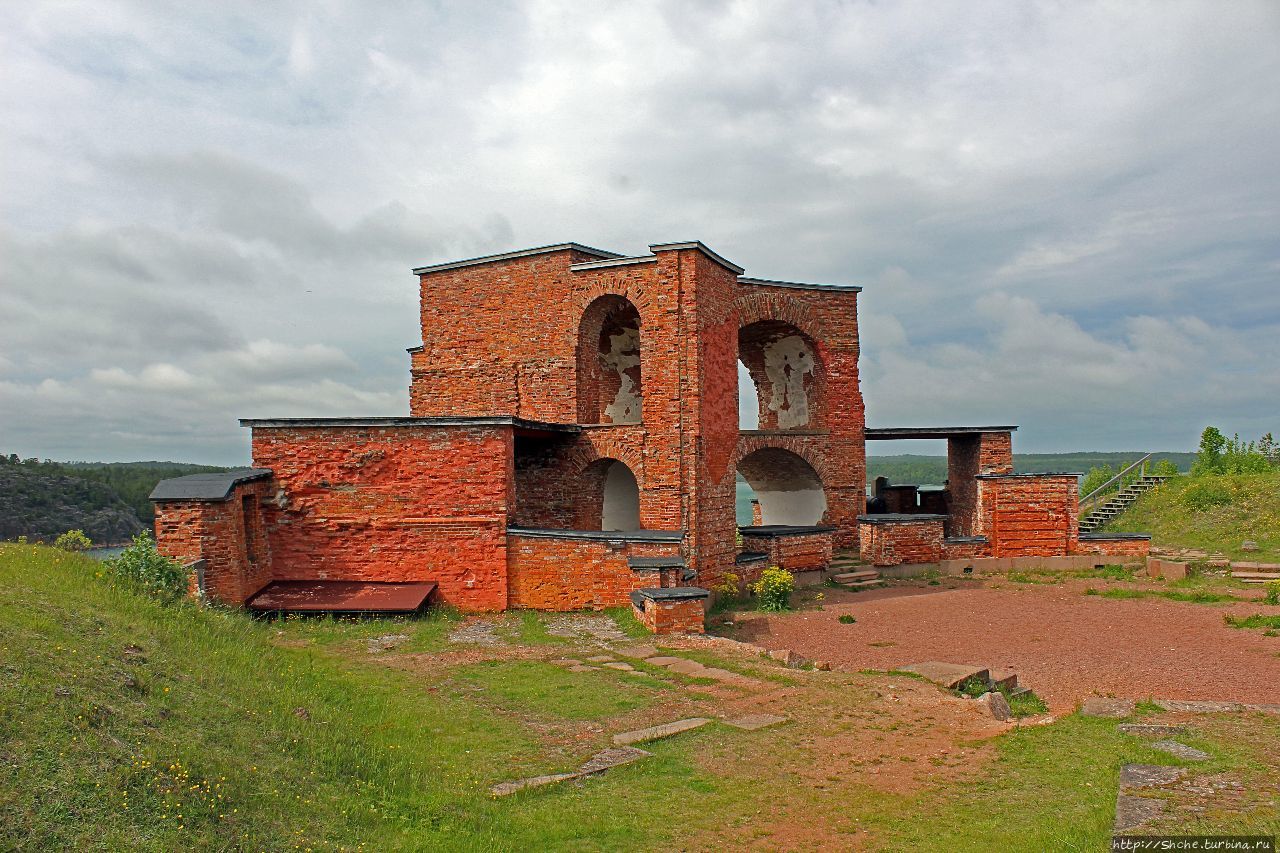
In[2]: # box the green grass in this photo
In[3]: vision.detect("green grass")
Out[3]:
[0,544,734,850]
[1224,614,1280,631]
[5,543,1278,850]
[450,660,663,719]
[507,610,570,646]
[1104,471,1280,561]
[1087,587,1235,604]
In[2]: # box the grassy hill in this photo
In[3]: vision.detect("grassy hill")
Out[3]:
[1104,471,1280,561]
[5,544,1279,849]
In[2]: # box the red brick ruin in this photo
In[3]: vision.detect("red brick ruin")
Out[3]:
[152,241,1149,630]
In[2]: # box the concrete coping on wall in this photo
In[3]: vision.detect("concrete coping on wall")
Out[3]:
[736,276,863,293]
[974,472,1082,479]
[149,468,273,502]
[569,254,658,271]
[411,242,622,275]
[1079,532,1152,540]
[865,426,1018,439]
[943,535,989,544]
[735,551,770,564]
[506,526,684,543]
[739,525,837,538]
[238,416,582,433]
[630,587,711,606]
[856,514,949,525]
[627,556,687,570]
[648,241,746,274]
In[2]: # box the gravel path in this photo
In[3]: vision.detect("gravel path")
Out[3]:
[730,580,1280,711]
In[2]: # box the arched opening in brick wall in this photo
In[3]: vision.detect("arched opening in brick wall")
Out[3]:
[578,457,642,530]
[577,295,643,425]
[738,321,824,430]
[737,448,827,526]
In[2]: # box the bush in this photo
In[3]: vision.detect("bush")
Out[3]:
[54,529,92,552]
[838,614,856,624]
[103,531,188,599]
[714,571,741,599]
[1079,464,1116,497]
[751,567,795,612]
[1265,582,1280,607]
[1180,479,1233,511]
[1150,458,1180,477]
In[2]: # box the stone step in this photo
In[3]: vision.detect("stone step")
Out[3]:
[899,661,990,690]
[836,579,883,589]
[832,570,879,582]
[1231,571,1280,579]
[989,669,1020,691]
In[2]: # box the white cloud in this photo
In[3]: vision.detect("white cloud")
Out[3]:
[0,0,1277,461]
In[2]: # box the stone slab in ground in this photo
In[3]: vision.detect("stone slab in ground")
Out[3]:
[577,746,651,774]
[613,718,711,746]
[1154,700,1243,713]
[723,713,788,731]
[1081,697,1134,718]
[1119,764,1186,789]
[1114,793,1166,832]
[1118,723,1189,737]
[615,645,659,659]
[586,655,615,663]
[644,656,686,666]
[601,661,634,671]
[567,665,596,673]
[1152,740,1210,762]
[899,661,989,690]
[490,746,652,796]
[490,773,578,797]
[550,658,581,666]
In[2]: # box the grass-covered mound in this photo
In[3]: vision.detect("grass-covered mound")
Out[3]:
[4,543,1278,850]
[1104,471,1280,561]
[0,544,716,850]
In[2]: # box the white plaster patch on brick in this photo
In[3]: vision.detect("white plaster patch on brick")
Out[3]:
[601,325,641,423]
[763,335,814,428]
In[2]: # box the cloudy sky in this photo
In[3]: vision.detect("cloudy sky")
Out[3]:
[2,1,1277,464]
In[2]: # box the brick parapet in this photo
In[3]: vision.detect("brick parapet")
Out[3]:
[858,516,946,566]
[506,531,684,611]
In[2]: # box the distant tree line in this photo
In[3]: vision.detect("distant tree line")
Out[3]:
[0,454,228,544]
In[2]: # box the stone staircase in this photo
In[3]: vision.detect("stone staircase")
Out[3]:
[828,551,882,589]
[1078,474,1171,533]
[1230,564,1280,585]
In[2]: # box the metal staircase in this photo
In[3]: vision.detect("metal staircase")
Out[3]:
[1078,454,1172,533]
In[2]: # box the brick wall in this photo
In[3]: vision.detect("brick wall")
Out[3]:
[153,478,273,604]
[978,474,1079,558]
[858,517,946,566]
[740,530,834,573]
[947,431,1014,536]
[250,424,514,611]
[1075,535,1151,557]
[506,532,682,610]
[632,597,707,634]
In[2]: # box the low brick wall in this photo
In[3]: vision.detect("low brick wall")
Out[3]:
[630,588,708,634]
[154,477,273,605]
[977,474,1079,557]
[857,514,947,566]
[506,529,684,611]
[739,526,834,574]
[1076,533,1152,558]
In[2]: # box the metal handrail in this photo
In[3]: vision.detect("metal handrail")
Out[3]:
[1079,453,1152,518]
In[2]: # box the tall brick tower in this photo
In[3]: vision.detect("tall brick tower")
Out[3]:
[407,240,866,590]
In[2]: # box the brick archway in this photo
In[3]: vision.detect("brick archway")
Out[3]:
[577,295,644,424]
[735,446,829,527]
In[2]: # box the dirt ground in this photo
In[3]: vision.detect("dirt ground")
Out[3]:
[725,577,1280,712]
